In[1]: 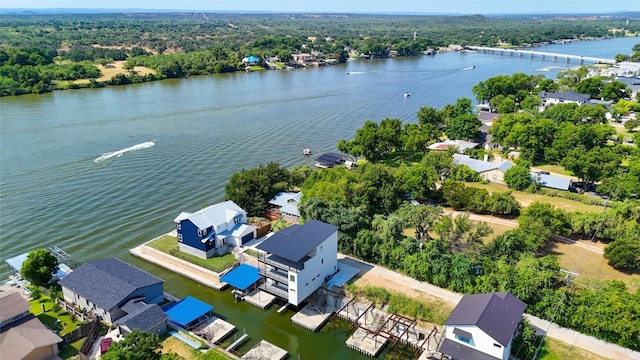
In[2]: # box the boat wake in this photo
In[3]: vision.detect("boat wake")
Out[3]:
[345,71,366,75]
[461,65,476,71]
[94,141,156,163]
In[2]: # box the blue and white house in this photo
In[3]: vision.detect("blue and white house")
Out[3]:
[174,201,257,259]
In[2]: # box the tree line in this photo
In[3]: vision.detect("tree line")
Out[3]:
[1,13,636,96]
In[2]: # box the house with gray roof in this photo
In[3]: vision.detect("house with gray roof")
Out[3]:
[438,292,526,360]
[256,220,338,306]
[58,258,164,325]
[530,172,573,191]
[268,192,302,223]
[0,290,63,360]
[453,154,514,185]
[174,200,256,259]
[538,90,590,106]
[114,298,168,335]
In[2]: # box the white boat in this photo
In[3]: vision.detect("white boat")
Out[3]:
[403,92,410,97]
[303,147,311,155]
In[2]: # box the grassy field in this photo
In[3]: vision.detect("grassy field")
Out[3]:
[534,164,574,176]
[540,240,639,293]
[146,234,237,273]
[540,337,609,360]
[464,182,605,213]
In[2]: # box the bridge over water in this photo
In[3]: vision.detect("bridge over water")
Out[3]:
[465,46,616,65]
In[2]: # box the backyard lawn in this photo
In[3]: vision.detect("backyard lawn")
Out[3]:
[28,296,83,336]
[161,336,236,360]
[146,234,237,273]
[540,337,608,360]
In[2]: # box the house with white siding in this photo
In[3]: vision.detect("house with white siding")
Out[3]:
[256,220,338,306]
[439,292,526,360]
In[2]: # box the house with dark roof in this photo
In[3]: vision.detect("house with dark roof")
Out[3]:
[268,191,302,223]
[174,200,256,259]
[453,154,514,185]
[315,152,348,168]
[538,90,590,107]
[0,290,63,360]
[114,298,168,335]
[256,220,338,306]
[58,258,164,325]
[438,292,526,360]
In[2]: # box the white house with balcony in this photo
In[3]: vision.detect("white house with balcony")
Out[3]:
[255,220,338,306]
[438,292,526,360]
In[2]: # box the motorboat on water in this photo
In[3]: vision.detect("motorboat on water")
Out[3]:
[403,92,410,97]
[303,147,311,155]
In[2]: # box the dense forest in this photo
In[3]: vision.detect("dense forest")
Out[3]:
[1,12,639,95]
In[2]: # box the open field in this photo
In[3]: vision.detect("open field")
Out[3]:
[534,164,574,176]
[540,337,608,360]
[464,182,605,212]
[540,240,639,292]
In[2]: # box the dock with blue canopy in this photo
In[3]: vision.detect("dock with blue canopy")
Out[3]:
[220,264,261,292]
[164,296,213,329]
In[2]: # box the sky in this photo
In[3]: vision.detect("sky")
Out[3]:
[1,0,638,15]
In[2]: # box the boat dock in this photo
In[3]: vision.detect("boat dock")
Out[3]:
[225,332,249,352]
[345,327,388,357]
[241,340,287,360]
[242,289,276,309]
[291,303,333,332]
[129,235,228,290]
[194,316,236,345]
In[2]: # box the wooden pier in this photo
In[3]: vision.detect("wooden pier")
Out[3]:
[225,332,249,352]
[465,45,615,65]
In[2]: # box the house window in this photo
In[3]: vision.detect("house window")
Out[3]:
[178,234,183,242]
[290,275,295,282]
[176,222,181,230]
[455,334,471,344]
[493,343,502,348]
[321,259,324,264]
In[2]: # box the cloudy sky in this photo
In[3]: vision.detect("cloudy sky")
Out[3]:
[1,0,637,14]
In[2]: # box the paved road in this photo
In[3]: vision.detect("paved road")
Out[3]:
[339,254,640,360]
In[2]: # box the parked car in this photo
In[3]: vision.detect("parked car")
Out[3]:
[100,338,112,354]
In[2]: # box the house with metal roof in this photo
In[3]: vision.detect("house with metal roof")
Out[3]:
[438,292,526,360]
[315,152,348,168]
[429,139,479,153]
[256,220,338,306]
[530,172,573,191]
[538,90,590,106]
[58,258,164,325]
[174,200,256,259]
[453,154,514,185]
[0,290,63,360]
[268,191,302,223]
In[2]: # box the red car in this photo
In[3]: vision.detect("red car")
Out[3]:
[100,338,112,354]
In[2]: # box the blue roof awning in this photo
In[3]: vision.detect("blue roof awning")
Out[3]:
[220,264,260,291]
[164,296,213,327]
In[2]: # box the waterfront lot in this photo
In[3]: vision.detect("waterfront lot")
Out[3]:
[146,234,237,273]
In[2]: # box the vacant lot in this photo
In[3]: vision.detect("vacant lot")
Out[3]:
[464,182,605,213]
[540,240,639,292]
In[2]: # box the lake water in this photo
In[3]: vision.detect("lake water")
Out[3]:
[0,36,637,359]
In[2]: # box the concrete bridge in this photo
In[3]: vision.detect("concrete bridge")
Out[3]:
[465,46,616,65]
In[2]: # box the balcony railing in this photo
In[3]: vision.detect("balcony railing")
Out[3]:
[259,283,289,299]
[259,268,289,283]
[259,256,303,272]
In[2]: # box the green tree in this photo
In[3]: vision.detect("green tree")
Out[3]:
[486,191,521,216]
[601,81,629,102]
[624,119,639,131]
[604,238,640,271]
[399,164,439,199]
[21,248,59,286]
[102,330,163,360]
[445,114,481,140]
[561,147,622,190]
[504,165,531,191]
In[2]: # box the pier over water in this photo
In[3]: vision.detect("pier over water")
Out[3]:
[465,46,616,65]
